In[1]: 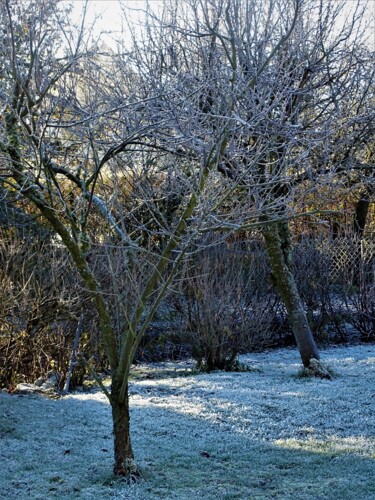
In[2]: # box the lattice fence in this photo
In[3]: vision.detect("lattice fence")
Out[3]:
[318,237,375,282]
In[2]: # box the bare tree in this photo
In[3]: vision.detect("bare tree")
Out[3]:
[138,0,374,376]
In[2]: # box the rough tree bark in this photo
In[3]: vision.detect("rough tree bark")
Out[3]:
[110,377,139,478]
[262,220,331,378]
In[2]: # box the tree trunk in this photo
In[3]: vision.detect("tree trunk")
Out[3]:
[353,195,370,239]
[262,220,329,377]
[110,377,140,479]
[63,313,84,393]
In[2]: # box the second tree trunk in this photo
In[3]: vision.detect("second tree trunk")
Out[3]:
[262,220,320,367]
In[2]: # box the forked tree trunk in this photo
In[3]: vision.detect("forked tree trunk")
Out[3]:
[262,220,328,373]
[110,377,140,478]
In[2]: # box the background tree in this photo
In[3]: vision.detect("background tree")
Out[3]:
[138,0,374,375]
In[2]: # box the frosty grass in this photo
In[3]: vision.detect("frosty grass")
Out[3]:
[1,344,374,499]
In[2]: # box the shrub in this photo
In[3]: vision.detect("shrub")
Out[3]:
[180,235,281,371]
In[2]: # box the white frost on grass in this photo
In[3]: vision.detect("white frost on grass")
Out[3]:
[1,344,375,499]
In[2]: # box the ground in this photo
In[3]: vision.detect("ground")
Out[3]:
[1,344,375,499]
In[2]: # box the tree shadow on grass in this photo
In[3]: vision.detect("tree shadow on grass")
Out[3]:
[1,386,374,500]
[129,398,375,500]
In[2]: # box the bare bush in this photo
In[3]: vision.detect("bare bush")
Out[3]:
[0,228,84,388]
[180,235,282,371]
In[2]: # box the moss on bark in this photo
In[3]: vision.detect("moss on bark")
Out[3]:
[263,220,323,370]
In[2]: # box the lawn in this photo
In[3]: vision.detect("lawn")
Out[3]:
[1,344,374,499]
